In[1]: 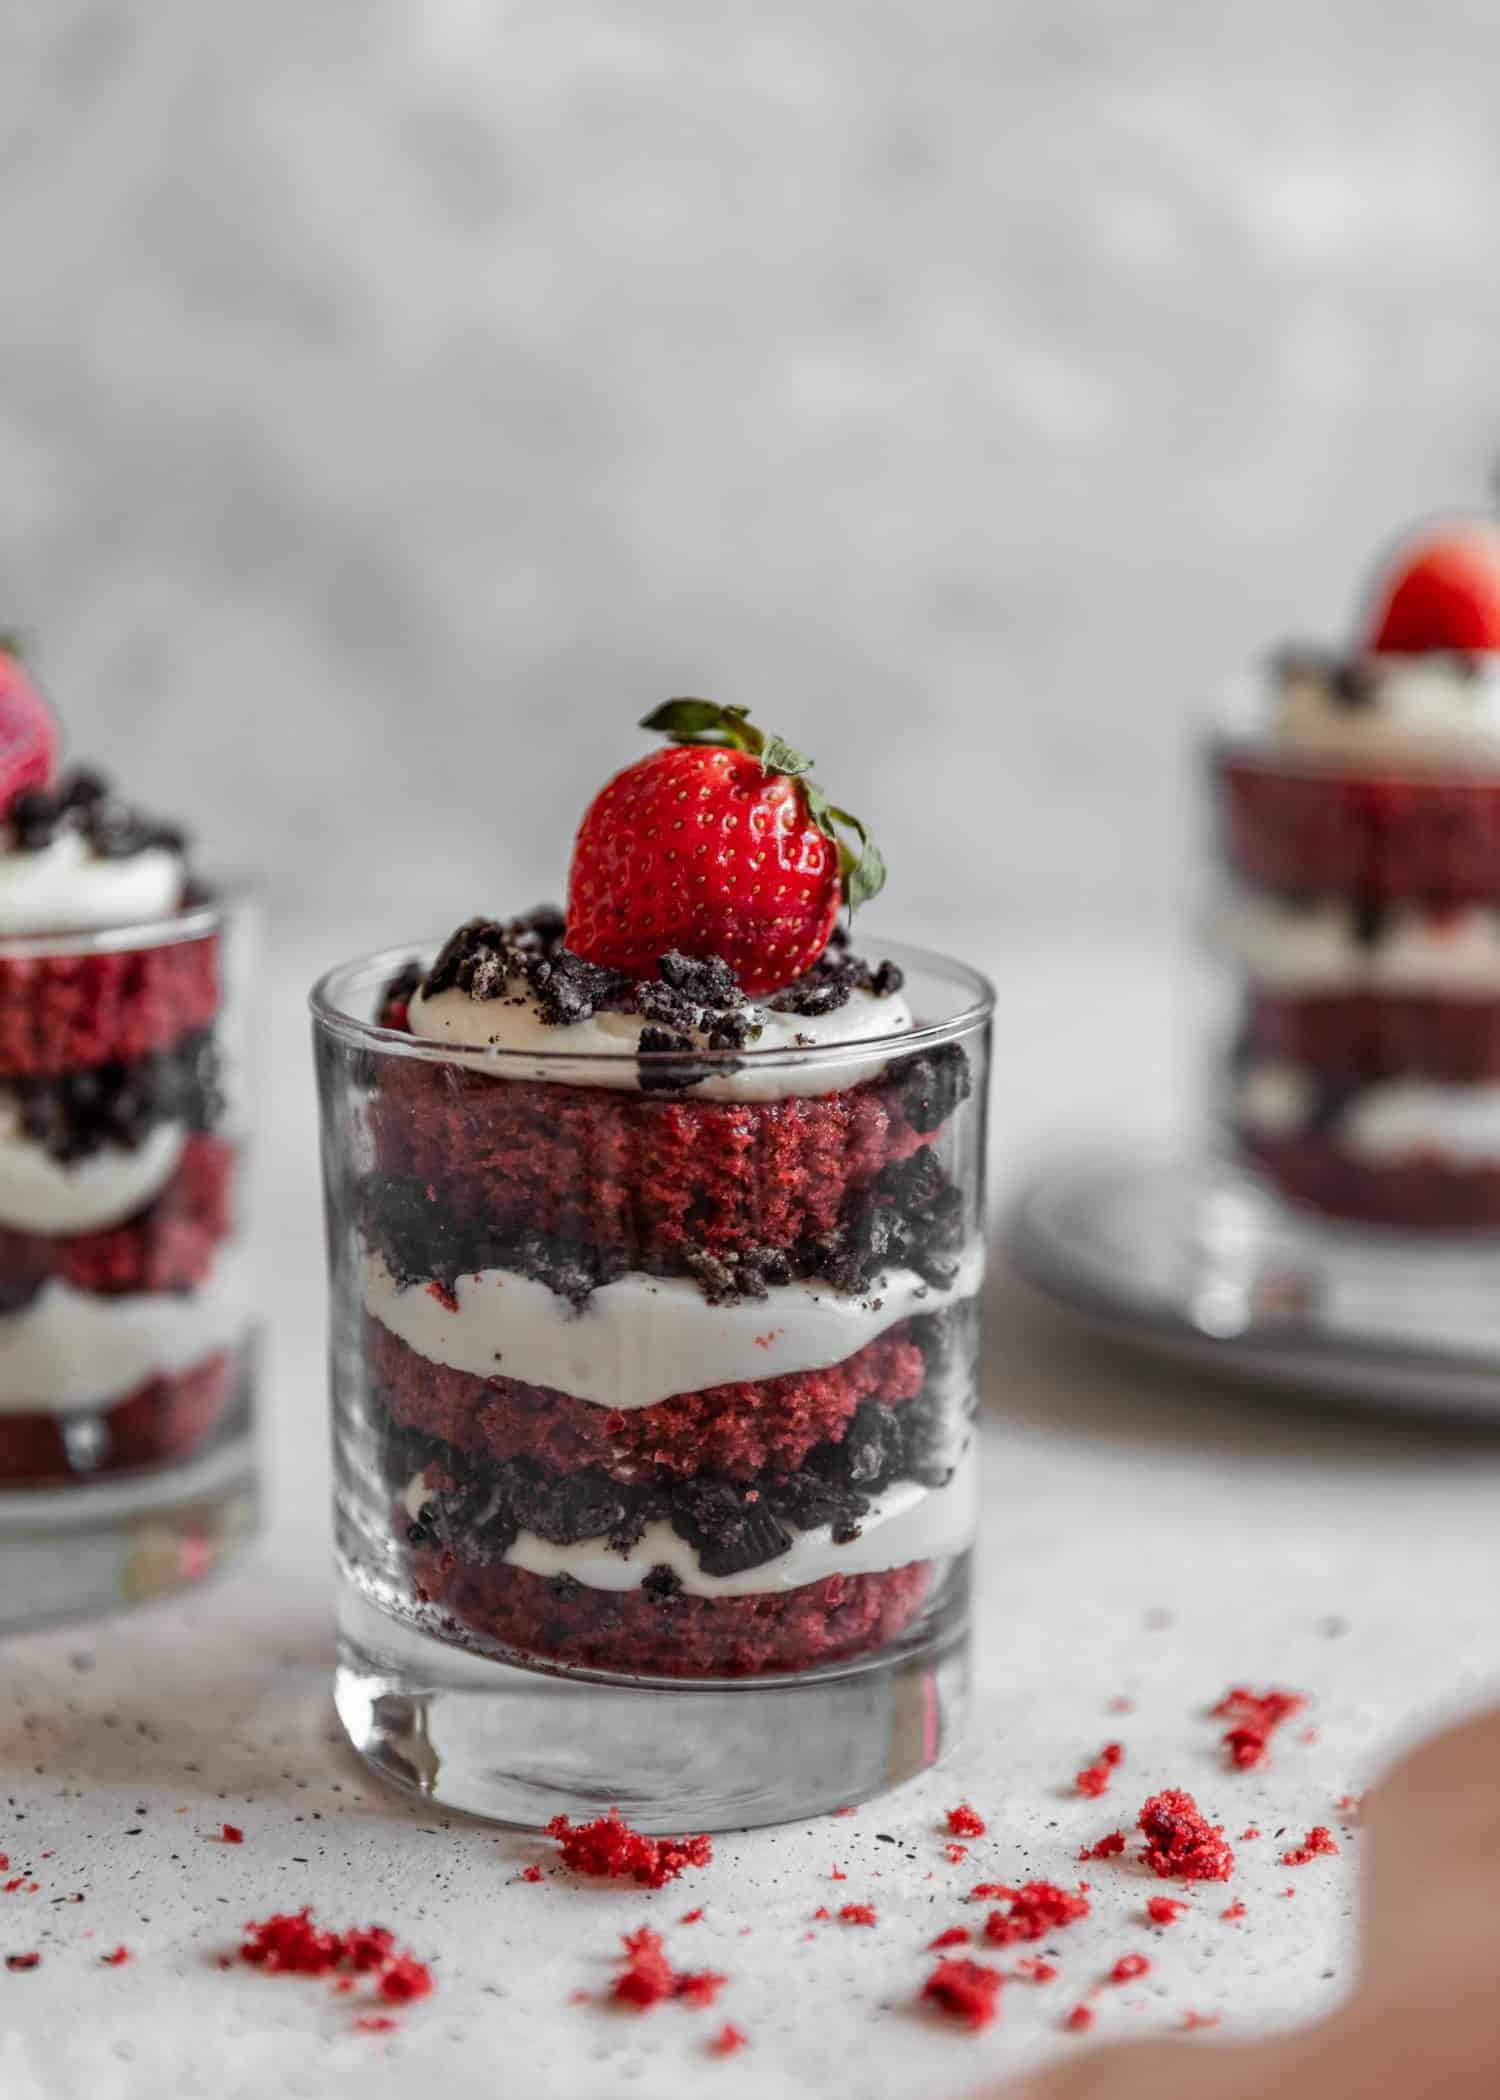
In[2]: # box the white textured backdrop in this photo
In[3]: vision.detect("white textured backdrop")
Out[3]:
[1,0,1498,954]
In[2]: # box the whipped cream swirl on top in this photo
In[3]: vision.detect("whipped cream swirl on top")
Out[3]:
[0,771,187,935]
[1265,650,1500,768]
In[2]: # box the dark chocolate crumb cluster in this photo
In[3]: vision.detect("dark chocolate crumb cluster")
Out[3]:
[8,767,188,860]
[399,1387,953,1580]
[386,906,910,1090]
[1272,645,1483,711]
[12,1032,222,1163]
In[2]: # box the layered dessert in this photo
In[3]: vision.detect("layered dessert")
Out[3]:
[328,702,986,1678]
[1213,517,1500,1228]
[0,641,248,1483]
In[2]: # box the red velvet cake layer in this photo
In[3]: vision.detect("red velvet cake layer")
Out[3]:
[366,1313,925,1481]
[1241,1130,1500,1230]
[0,1135,237,1297]
[0,1348,237,1486]
[1243,992,1500,1083]
[0,935,221,1077]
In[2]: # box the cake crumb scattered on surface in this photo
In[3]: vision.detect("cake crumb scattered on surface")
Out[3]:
[1147,1897,1188,1926]
[922,1957,1004,2031]
[1281,1826,1339,1867]
[547,1809,712,1888]
[983,1882,1090,1946]
[708,2022,747,2057]
[945,1804,986,1838]
[1109,1953,1151,1984]
[1064,2003,1095,2033]
[1137,1790,1235,1882]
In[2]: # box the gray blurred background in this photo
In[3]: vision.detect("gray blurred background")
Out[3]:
[2,0,1498,961]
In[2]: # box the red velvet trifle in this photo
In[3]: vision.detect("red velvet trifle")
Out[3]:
[315,703,991,1828]
[1213,516,1500,1233]
[0,641,256,1628]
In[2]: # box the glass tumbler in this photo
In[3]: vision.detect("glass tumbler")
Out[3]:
[0,888,259,1628]
[313,939,991,1830]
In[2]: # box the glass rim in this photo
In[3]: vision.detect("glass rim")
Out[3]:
[309,932,995,1076]
[0,874,255,962]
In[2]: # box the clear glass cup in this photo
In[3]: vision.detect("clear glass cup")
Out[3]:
[0,887,259,1628]
[313,938,991,1830]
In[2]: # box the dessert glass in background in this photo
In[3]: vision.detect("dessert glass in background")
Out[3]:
[0,645,257,1629]
[315,705,991,1829]
[1208,516,1500,1240]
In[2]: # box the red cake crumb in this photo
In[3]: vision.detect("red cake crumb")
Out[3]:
[946,1804,986,1838]
[101,1946,132,1966]
[922,1957,1004,2031]
[944,1842,968,1864]
[546,1809,712,1888]
[1064,2003,1095,2033]
[812,1906,832,1921]
[1213,1687,1308,1771]
[1181,2009,1222,2031]
[356,2015,400,2034]
[0,933,220,1078]
[0,1349,239,1490]
[929,1927,971,1951]
[1281,1826,1339,1867]
[221,1823,244,1845]
[983,1882,1090,1946]
[1240,1826,1261,1841]
[1109,1953,1151,1984]
[1147,1897,1188,1926]
[1108,1696,1136,1715]
[968,1882,1009,1900]
[1222,1901,1247,1922]
[1137,1791,1235,1883]
[241,1909,344,1974]
[1014,1957,1057,1984]
[708,2023,747,2057]
[1335,1794,1366,1820]
[1075,1742,1125,1798]
[830,1867,847,1881]
[1078,1832,1127,1862]
[611,1927,725,2013]
[680,1908,705,1925]
[343,1926,397,1974]
[838,1904,877,1927]
[6,1953,40,1971]
[520,1865,543,1885]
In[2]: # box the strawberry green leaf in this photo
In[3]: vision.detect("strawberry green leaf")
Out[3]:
[759,734,815,780]
[0,631,28,663]
[640,699,764,756]
[802,784,887,911]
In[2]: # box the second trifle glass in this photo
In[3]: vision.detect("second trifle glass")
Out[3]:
[314,934,990,1829]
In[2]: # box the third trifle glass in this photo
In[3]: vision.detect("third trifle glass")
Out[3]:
[314,931,990,1830]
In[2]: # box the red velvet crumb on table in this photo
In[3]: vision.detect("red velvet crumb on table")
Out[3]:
[611,1926,725,2013]
[520,1865,543,1885]
[1014,1957,1058,1984]
[1064,2003,1095,2033]
[1109,1953,1151,1984]
[6,1953,39,1971]
[239,1910,431,2002]
[1075,1742,1125,1798]
[101,1946,132,1966]
[708,2023,748,2057]
[546,1809,712,1888]
[929,1927,971,1951]
[1212,1687,1308,1771]
[1147,1897,1188,1926]
[1281,1826,1339,1867]
[221,1823,244,1845]
[1137,1790,1235,1883]
[1240,1826,1261,1842]
[839,1904,877,1927]
[946,1804,986,1838]
[922,1957,1004,2031]
[355,2016,400,2035]
[944,1842,968,1864]
[983,1882,1090,1946]
[378,1954,434,2005]
[1181,2010,1222,2031]
[968,1882,1009,1900]
[1222,1901,1247,1922]
[343,1926,397,1973]
[1078,1831,1127,1862]
[1335,1793,1366,1820]
[680,1907,705,1925]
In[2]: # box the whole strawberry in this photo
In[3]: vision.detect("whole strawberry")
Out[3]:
[566,700,885,996]
[0,635,57,817]
[1363,521,1500,655]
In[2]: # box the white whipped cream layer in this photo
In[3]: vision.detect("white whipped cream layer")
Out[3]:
[0,1112,185,1235]
[363,1241,984,1410]
[0,1251,249,1414]
[1240,1059,1500,1166]
[1214,889,1500,998]
[405,1445,976,1599]
[1274,655,1500,768]
[406,980,916,1099]
[0,831,184,935]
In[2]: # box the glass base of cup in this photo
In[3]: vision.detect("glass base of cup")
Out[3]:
[333,1567,970,1832]
[0,1435,258,1633]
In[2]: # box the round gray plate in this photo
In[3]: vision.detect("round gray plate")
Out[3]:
[1007,1149,1500,1421]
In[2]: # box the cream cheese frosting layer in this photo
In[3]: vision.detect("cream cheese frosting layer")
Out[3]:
[362,1241,986,1411]
[1214,889,1500,998]
[1239,1059,1500,1166]
[0,1114,185,1235]
[0,1251,249,1414]
[0,831,184,934]
[406,980,916,1099]
[405,1447,977,1599]
[1273,655,1500,768]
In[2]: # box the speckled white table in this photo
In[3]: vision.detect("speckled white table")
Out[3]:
[2,924,1498,2100]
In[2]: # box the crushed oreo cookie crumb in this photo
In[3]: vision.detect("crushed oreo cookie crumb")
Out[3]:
[8,767,188,860]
